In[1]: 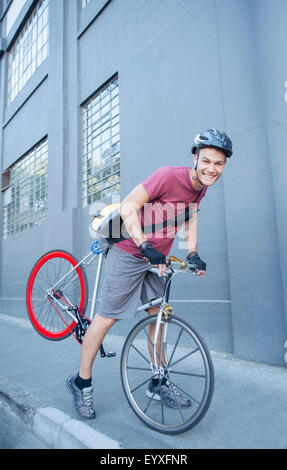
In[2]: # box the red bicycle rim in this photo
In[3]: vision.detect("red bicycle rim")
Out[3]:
[26,251,86,340]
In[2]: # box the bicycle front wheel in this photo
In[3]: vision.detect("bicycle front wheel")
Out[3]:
[26,250,88,341]
[120,314,214,434]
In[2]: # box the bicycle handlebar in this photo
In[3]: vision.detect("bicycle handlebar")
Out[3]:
[168,255,188,270]
[148,255,200,276]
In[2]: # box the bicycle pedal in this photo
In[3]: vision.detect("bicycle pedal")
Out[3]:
[107,351,116,357]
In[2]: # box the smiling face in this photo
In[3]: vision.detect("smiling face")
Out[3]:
[194,147,227,186]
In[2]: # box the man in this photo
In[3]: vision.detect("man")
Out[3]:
[67,129,233,419]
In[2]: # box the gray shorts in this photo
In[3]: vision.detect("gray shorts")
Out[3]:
[97,244,165,320]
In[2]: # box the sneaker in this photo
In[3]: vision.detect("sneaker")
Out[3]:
[66,374,96,419]
[146,377,191,409]
[146,377,161,401]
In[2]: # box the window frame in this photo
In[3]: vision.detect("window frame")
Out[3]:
[2,137,48,239]
[7,0,49,106]
[81,75,120,206]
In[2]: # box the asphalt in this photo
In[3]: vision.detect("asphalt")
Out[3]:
[0,312,287,450]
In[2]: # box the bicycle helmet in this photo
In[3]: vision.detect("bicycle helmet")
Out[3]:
[192,129,233,158]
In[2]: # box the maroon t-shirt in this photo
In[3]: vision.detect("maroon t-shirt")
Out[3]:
[116,166,207,257]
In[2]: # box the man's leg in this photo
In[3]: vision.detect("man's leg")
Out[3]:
[79,313,116,379]
[147,305,167,368]
[67,313,116,420]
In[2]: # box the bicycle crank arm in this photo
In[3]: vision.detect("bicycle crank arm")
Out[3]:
[100,343,116,358]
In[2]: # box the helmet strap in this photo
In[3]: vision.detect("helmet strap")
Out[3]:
[192,150,205,188]
[193,150,198,171]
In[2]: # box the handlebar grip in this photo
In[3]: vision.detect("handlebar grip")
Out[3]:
[188,263,197,269]
[144,257,168,265]
[188,263,199,272]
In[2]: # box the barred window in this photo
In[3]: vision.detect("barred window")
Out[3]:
[82,76,120,206]
[7,0,49,105]
[81,0,91,8]
[2,139,48,239]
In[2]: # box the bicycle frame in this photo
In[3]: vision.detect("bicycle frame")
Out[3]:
[47,241,189,370]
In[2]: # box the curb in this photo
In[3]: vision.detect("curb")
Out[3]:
[0,374,121,449]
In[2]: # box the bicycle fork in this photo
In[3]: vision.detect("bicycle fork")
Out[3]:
[151,302,172,377]
[151,266,173,377]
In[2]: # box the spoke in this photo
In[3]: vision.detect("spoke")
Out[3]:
[61,272,82,292]
[166,327,184,368]
[51,289,72,307]
[37,268,52,287]
[143,393,155,414]
[169,370,206,378]
[36,298,49,326]
[51,261,78,291]
[53,259,63,287]
[47,297,74,334]
[53,258,65,287]
[164,383,185,423]
[46,259,58,286]
[126,366,151,372]
[160,398,165,425]
[169,348,200,368]
[31,285,47,294]
[130,376,151,394]
[166,376,201,406]
[32,295,47,308]
[131,344,150,364]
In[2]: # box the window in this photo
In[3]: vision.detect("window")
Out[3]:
[6,0,28,36]
[7,0,49,105]
[2,139,48,239]
[82,76,120,206]
[81,0,91,8]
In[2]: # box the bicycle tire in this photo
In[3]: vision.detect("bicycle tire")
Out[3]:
[120,314,214,434]
[26,250,89,341]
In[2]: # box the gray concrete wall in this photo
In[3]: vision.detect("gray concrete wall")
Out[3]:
[0,0,286,366]
[216,0,286,364]
[252,0,287,337]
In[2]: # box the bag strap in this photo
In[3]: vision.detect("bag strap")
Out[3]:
[114,189,204,242]
[163,189,203,228]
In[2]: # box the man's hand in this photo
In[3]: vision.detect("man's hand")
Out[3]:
[186,251,206,278]
[139,242,166,276]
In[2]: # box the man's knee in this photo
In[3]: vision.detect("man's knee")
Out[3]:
[148,305,159,315]
[95,313,117,328]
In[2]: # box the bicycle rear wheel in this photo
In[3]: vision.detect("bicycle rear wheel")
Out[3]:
[26,250,88,341]
[120,314,214,434]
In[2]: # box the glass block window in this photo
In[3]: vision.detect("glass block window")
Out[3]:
[2,139,48,239]
[7,0,49,105]
[82,76,120,206]
[81,0,91,8]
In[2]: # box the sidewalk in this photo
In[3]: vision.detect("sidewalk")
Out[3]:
[0,312,287,449]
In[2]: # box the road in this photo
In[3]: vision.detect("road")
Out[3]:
[0,313,287,449]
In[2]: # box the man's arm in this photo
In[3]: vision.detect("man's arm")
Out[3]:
[119,183,149,247]
[184,208,206,277]
[119,183,166,275]
[183,207,198,253]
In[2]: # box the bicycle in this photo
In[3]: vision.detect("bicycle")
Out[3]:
[26,241,214,434]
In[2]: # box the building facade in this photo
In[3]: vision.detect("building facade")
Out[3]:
[0,0,286,366]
